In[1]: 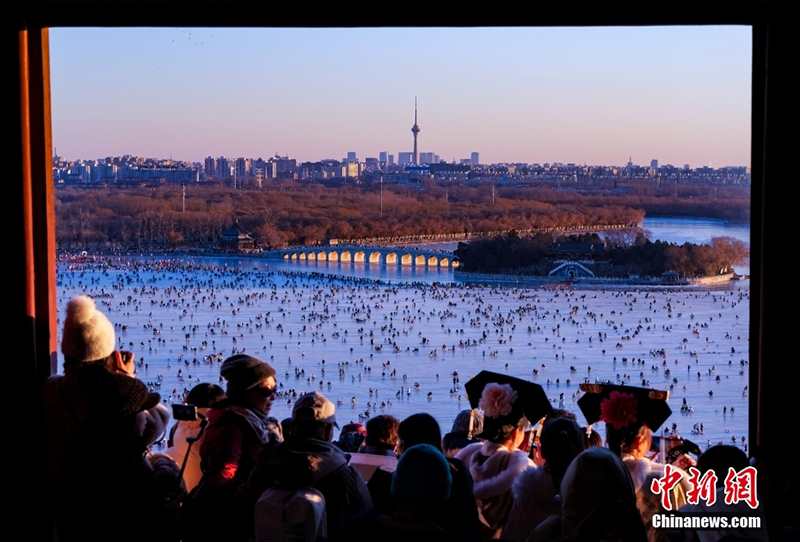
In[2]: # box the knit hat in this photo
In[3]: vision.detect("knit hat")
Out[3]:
[219,355,276,399]
[391,443,452,504]
[61,295,116,362]
[292,391,338,427]
[79,364,161,419]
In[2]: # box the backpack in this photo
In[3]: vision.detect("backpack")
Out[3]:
[255,486,328,542]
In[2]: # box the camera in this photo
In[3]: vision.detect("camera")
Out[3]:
[172,403,198,421]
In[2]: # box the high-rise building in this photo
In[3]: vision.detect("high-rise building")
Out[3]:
[379,151,388,164]
[411,97,420,166]
[217,156,230,178]
[471,152,479,166]
[204,156,217,177]
[235,157,250,179]
[398,152,413,166]
[347,151,357,162]
[274,156,297,178]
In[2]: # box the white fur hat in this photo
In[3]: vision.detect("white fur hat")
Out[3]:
[61,295,116,362]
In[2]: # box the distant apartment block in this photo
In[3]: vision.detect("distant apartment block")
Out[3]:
[419,152,439,165]
[398,152,413,166]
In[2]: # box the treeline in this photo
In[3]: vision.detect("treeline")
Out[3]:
[54,181,747,249]
[455,232,749,278]
[493,181,750,223]
[604,236,749,278]
[55,184,643,248]
[454,232,555,274]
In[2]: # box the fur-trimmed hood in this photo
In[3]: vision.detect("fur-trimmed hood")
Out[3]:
[511,464,552,501]
[456,441,534,500]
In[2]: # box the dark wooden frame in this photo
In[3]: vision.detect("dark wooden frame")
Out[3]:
[11,1,791,537]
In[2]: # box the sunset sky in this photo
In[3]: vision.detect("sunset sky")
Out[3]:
[50,26,751,168]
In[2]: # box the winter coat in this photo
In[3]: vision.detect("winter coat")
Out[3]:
[198,405,282,495]
[368,454,481,539]
[54,421,180,542]
[44,372,88,483]
[165,414,205,492]
[533,447,641,542]
[190,405,282,542]
[45,365,169,485]
[456,440,534,539]
[247,437,372,542]
[502,465,560,542]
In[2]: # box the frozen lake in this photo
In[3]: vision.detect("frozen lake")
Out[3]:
[57,255,750,453]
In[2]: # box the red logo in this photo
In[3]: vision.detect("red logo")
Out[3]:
[652,465,759,510]
[650,464,684,510]
[723,466,759,509]
[686,467,718,506]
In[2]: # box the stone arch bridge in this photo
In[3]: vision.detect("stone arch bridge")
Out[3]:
[267,246,459,268]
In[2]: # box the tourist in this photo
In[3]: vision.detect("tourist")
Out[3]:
[250,391,371,542]
[503,417,586,542]
[534,446,646,542]
[335,422,367,453]
[348,414,400,482]
[164,382,226,492]
[55,364,182,542]
[368,412,481,538]
[44,294,169,483]
[189,354,282,542]
[578,383,691,542]
[442,408,484,458]
[349,443,478,542]
[456,372,552,539]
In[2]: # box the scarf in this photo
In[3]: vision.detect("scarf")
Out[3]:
[228,405,283,444]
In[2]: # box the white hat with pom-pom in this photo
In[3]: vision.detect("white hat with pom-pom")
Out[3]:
[61,295,115,362]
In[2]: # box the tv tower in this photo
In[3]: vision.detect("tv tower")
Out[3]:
[411,97,420,166]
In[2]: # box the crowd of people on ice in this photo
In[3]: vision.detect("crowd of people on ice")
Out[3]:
[44,295,794,542]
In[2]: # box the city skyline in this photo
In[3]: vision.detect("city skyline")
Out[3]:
[50,26,751,167]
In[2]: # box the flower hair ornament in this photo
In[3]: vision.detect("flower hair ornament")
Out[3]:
[479,383,518,418]
[599,390,638,430]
